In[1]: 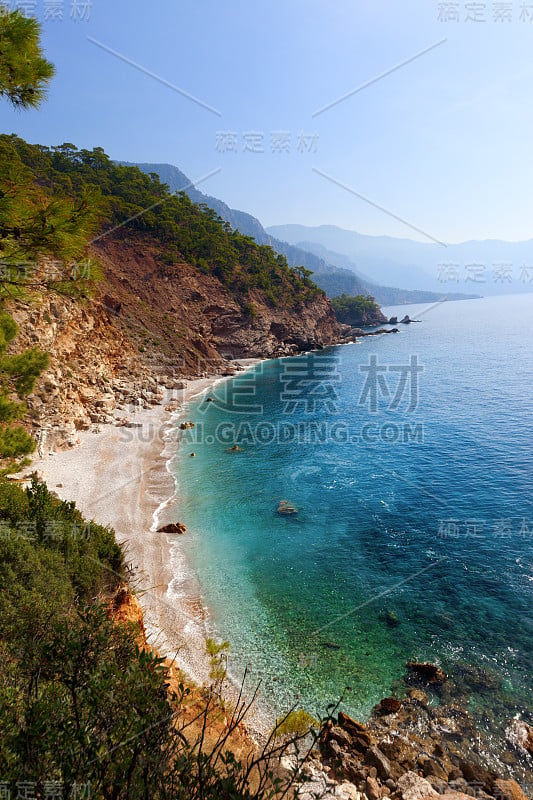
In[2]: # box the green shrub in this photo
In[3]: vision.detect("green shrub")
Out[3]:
[273,709,319,739]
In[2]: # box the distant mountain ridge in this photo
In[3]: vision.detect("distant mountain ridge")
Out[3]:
[123,162,478,305]
[267,224,533,297]
[121,162,344,287]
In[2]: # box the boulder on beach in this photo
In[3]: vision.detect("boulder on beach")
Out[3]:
[180,421,195,430]
[157,522,187,535]
[397,771,438,800]
[366,776,381,800]
[490,779,529,800]
[337,711,369,737]
[364,745,392,780]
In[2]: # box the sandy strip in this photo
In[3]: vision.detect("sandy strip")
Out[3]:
[31,362,264,693]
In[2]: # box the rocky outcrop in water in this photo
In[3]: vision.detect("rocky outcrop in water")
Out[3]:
[340,327,400,343]
[315,691,531,800]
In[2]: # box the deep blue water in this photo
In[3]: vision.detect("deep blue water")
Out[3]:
[172,294,532,746]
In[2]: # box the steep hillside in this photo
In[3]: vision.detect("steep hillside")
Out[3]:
[92,232,342,369]
[123,160,351,291]
[10,236,341,451]
[129,162,479,303]
[3,139,343,449]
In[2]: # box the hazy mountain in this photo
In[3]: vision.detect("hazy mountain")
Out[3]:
[267,224,533,297]
[122,162,352,284]
[295,240,476,305]
[125,163,479,303]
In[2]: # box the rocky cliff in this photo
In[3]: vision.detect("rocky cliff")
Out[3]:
[9,233,343,450]
[93,233,342,370]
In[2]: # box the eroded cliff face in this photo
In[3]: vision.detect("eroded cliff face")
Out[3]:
[9,234,344,449]
[92,235,342,369]
[9,291,152,450]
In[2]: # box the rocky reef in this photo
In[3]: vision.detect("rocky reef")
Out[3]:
[299,660,532,800]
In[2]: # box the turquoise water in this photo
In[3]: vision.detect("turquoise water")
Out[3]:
[172,294,532,743]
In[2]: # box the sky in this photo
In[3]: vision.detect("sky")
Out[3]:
[1,0,533,244]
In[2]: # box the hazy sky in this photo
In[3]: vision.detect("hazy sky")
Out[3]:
[1,0,532,243]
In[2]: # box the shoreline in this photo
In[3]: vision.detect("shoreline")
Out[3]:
[25,352,533,792]
[30,357,271,737]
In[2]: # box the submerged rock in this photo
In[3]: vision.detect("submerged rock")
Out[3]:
[406,661,446,684]
[379,697,402,715]
[408,689,428,705]
[384,610,400,627]
[277,499,298,515]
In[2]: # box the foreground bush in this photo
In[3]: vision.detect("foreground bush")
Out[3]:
[0,478,324,799]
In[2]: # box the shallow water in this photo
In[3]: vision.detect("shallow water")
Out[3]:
[170,293,532,753]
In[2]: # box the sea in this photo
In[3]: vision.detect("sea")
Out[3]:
[167,293,532,767]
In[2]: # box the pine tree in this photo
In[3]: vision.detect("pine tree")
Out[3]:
[0,5,54,108]
[0,135,101,291]
[0,5,54,463]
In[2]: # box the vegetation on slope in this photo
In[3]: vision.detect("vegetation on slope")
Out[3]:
[0,477,322,799]
[0,8,322,799]
[3,134,323,308]
[331,293,386,326]
[0,7,104,465]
